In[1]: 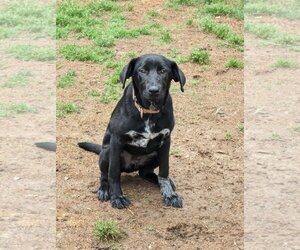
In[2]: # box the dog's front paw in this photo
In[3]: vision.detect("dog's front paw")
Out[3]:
[111,195,130,209]
[163,193,183,208]
[97,187,110,201]
[169,177,176,191]
[158,176,182,208]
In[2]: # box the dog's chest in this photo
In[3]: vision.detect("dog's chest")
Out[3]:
[125,119,170,149]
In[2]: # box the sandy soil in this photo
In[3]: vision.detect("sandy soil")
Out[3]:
[244,16,300,249]
[0,35,56,249]
[56,1,244,249]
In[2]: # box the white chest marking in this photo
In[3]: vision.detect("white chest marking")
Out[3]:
[126,119,170,148]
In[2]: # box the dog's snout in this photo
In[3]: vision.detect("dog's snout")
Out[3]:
[149,86,160,94]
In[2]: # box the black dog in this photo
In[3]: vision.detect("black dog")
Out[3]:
[79,54,186,209]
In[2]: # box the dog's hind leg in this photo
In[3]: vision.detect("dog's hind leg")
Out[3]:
[139,167,176,190]
[139,167,158,185]
[138,158,159,185]
[97,150,110,201]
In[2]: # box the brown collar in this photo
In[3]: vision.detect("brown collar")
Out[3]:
[132,89,160,119]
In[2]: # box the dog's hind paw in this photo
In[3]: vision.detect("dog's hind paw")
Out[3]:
[97,188,110,201]
[111,196,130,209]
[164,194,183,208]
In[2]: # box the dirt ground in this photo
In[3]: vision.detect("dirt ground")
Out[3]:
[0,36,56,249]
[56,1,244,249]
[244,17,300,250]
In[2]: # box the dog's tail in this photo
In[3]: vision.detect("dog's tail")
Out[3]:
[78,142,102,154]
[35,142,56,152]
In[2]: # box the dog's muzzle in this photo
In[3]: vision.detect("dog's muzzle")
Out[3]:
[132,89,160,118]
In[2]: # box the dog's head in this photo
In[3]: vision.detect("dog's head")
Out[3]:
[120,54,186,110]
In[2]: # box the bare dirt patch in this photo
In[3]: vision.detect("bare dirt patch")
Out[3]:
[0,36,56,249]
[244,18,300,249]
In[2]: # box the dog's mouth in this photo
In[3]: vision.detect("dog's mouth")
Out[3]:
[143,95,162,110]
[149,101,160,111]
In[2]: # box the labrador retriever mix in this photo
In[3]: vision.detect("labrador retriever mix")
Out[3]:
[79,54,186,209]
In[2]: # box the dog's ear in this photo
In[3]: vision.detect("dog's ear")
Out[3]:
[171,61,186,92]
[120,58,137,89]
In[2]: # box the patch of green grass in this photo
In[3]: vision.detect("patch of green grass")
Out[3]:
[245,23,276,39]
[166,0,204,9]
[59,44,113,63]
[125,51,138,59]
[186,18,194,27]
[238,123,244,133]
[88,89,101,97]
[57,70,76,88]
[146,10,160,19]
[100,86,121,104]
[100,62,124,103]
[170,84,181,94]
[245,2,300,20]
[170,148,181,156]
[225,131,233,141]
[202,3,243,20]
[94,220,122,242]
[0,108,9,117]
[292,125,300,133]
[0,29,19,40]
[274,33,300,46]
[57,1,154,42]
[168,49,188,63]
[245,22,300,46]
[190,79,199,87]
[168,48,181,58]
[159,29,172,44]
[6,45,56,61]
[0,102,36,117]
[271,59,299,68]
[56,103,80,118]
[88,0,121,13]
[199,16,243,46]
[203,0,242,5]
[189,48,210,65]
[225,58,243,69]
[56,1,101,39]
[105,61,124,70]
[289,47,300,52]
[127,2,134,11]
[107,15,153,39]
[0,1,55,39]
[1,70,32,88]
[271,132,281,140]
[94,34,115,47]
[95,60,128,104]
[105,63,124,85]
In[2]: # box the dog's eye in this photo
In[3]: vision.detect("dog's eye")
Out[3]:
[139,68,147,74]
[159,69,166,74]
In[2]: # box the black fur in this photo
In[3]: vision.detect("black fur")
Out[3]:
[35,142,56,152]
[79,54,185,209]
[78,142,101,154]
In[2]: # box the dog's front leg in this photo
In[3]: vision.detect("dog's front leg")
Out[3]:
[157,137,183,208]
[108,136,130,209]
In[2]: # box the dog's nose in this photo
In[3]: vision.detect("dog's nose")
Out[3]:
[149,86,160,94]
